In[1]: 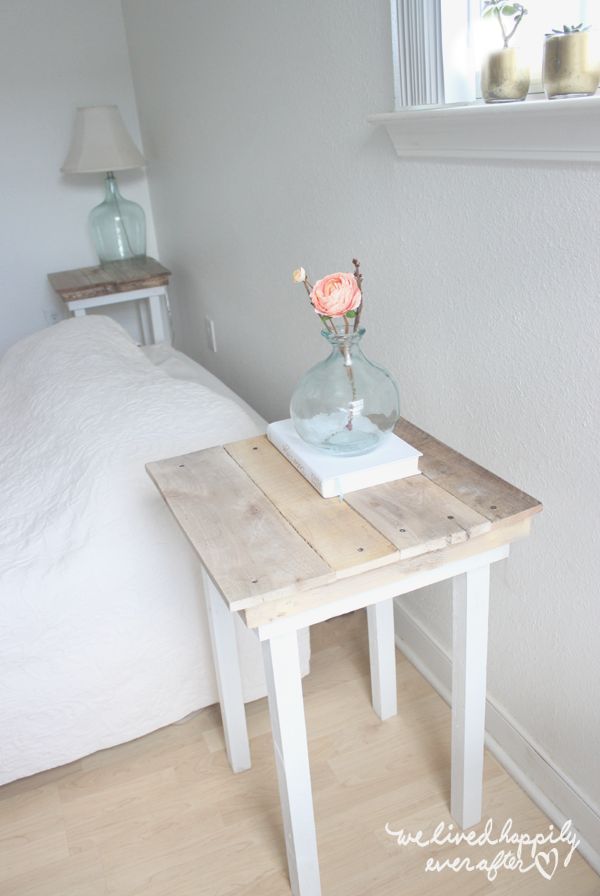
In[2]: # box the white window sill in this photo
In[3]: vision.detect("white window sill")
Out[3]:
[369,95,600,162]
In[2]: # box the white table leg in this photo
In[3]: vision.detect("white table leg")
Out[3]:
[451,564,490,830]
[73,308,86,317]
[148,292,166,343]
[367,599,398,720]
[202,567,251,773]
[262,632,321,896]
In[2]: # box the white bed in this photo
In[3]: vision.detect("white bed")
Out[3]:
[0,316,309,785]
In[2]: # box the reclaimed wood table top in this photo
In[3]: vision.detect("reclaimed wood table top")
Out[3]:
[147,419,542,627]
[48,256,171,301]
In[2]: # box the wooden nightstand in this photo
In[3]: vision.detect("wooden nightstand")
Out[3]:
[48,256,171,344]
[147,420,542,896]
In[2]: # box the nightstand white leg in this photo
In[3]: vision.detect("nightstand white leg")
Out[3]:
[202,567,251,773]
[263,632,321,896]
[367,599,397,720]
[148,293,166,342]
[451,564,490,830]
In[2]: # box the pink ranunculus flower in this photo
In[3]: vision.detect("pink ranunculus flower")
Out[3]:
[310,272,361,318]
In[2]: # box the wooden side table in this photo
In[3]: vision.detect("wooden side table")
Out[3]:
[147,419,542,896]
[48,256,171,344]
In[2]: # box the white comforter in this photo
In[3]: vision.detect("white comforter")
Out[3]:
[0,317,289,784]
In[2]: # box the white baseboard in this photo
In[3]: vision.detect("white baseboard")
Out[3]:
[393,600,600,875]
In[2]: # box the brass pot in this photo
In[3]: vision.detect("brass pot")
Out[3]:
[482,48,530,104]
[543,32,600,99]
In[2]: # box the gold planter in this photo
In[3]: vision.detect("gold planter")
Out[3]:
[482,48,530,104]
[543,32,600,99]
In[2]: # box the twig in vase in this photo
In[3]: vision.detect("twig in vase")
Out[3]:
[352,258,363,333]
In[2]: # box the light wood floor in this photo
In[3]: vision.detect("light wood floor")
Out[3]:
[0,611,597,895]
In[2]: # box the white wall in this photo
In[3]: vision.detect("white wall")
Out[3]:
[0,0,157,357]
[123,0,600,837]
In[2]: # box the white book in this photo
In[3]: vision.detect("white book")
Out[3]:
[266,419,422,498]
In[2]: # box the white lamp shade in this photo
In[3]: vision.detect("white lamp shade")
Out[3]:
[61,105,145,173]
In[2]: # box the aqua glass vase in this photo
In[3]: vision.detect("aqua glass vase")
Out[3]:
[89,172,146,263]
[290,328,400,456]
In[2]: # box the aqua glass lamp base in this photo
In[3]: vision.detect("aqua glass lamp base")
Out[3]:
[89,171,146,263]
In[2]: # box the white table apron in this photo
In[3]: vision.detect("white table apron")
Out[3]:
[65,285,168,344]
[202,542,510,896]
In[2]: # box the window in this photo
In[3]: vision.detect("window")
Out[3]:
[391,0,600,108]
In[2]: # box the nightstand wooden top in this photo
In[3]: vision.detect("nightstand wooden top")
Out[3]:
[147,418,542,627]
[48,256,171,301]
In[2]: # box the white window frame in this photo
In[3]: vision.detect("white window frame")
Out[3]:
[390,0,479,108]
[391,0,445,108]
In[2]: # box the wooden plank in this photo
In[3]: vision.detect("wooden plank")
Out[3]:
[225,436,400,577]
[146,446,335,609]
[346,474,490,560]
[395,418,542,526]
[48,257,170,300]
[243,518,531,628]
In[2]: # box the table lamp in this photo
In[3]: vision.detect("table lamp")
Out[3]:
[62,105,146,263]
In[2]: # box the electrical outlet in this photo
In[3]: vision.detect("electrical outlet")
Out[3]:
[43,309,61,326]
[205,317,217,352]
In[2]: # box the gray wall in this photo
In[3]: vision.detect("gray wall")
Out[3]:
[122,0,600,817]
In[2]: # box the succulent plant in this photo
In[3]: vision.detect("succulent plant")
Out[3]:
[546,23,590,36]
[482,1,528,49]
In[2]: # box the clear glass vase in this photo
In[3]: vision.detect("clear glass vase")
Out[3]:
[89,172,146,263]
[290,328,400,456]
